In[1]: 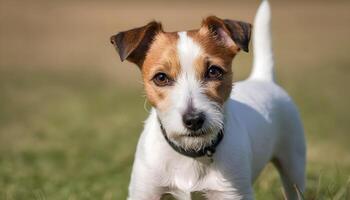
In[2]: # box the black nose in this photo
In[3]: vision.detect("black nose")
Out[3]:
[182,112,205,131]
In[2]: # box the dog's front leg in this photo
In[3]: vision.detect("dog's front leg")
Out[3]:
[204,189,254,200]
[127,182,164,200]
[127,167,165,200]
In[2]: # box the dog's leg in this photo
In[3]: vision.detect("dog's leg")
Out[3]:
[272,154,305,200]
[272,122,306,200]
[204,190,254,200]
[170,191,191,200]
[127,185,164,200]
[127,171,165,200]
[275,107,306,199]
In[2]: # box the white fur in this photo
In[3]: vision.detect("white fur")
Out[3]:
[249,0,275,81]
[127,1,306,199]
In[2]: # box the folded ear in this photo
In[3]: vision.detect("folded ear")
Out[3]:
[110,21,163,67]
[201,16,252,52]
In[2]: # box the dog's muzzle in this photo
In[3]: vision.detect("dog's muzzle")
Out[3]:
[157,117,223,158]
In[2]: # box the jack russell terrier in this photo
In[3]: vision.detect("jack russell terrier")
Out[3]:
[110,0,306,199]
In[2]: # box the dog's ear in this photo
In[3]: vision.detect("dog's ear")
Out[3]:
[110,21,163,67]
[201,16,252,52]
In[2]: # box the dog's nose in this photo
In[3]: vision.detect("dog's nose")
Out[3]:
[182,112,205,131]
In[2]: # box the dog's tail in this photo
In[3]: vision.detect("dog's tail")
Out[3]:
[249,0,275,82]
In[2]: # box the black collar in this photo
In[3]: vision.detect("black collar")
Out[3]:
[158,118,224,158]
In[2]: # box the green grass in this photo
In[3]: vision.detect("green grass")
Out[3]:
[0,66,349,200]
[0,68,146,199]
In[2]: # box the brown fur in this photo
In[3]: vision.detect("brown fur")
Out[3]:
[142,32,180,108]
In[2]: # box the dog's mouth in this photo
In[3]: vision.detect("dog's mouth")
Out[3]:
[185,129,208,137]
[183,124,223,138]
[174,127,222,143]
[158,114,224,154]
[160,123,224,157]
[167,128,212,140]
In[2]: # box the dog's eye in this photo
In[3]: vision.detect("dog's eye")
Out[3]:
[205,65,224,80]
[153,72,172,86]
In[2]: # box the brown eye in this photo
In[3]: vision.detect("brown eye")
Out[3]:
[205,65,224,80]
[153,72,172,86]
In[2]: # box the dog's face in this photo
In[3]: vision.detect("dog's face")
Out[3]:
[111,16,251,150]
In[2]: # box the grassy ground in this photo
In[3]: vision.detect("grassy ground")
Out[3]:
[1,0,350,199]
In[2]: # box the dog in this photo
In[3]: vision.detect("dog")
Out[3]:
[110,0,306,199]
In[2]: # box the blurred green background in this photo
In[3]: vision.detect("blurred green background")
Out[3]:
[0,0,349,199]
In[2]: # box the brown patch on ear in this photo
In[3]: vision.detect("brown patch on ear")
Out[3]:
[110,21,163,67]
[201,16,252,52]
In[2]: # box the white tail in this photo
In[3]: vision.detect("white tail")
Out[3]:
[249,0,275,82]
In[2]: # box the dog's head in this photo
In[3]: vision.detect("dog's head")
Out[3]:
[111,16,251,151]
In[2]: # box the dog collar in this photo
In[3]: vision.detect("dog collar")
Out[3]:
[158,118,223,158]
